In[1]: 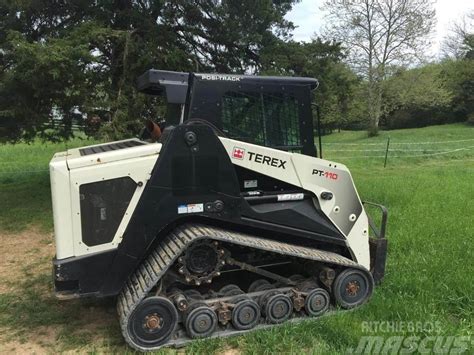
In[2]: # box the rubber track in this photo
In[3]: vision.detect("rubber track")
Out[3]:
[117,223,365,351]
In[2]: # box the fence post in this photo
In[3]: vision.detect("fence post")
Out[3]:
[384,137,390,168]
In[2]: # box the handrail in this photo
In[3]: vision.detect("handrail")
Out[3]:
[362,201,388,239]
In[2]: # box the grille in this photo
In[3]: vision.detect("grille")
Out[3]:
[79,140,145,156]
[79,177,136,246]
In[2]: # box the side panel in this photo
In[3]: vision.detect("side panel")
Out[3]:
[219,137,370,268]
[291,153,369,267]
[68,155,158,257]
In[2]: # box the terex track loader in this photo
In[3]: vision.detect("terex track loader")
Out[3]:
[49,70,388,351]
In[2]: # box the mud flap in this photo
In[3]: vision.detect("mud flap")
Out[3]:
[369,237,388,284]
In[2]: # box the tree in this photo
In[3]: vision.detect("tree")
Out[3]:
[382,64,453,128]
[259,38,360,131]
[322,0,435,136]
[0,0,299,142]
[260,38,358,129]
[441,11,474,59]
[441,58,474,124]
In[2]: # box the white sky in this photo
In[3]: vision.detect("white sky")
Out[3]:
[285,0,473,57]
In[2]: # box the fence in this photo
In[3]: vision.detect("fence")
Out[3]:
[322,137,474,167]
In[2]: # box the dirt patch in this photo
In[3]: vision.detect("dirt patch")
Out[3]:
[0,339,49,354]
[0,326,57,354]
[0,228,120,352]
[0,227,54,293]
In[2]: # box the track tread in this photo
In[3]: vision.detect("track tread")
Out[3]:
[117,223,367,351]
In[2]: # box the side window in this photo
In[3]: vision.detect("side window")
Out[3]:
[221,91,301,148]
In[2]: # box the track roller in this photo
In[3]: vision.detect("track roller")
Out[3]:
[289,274,306,283]
[262,292,293,324]
[232,298,260,330]
[297,279,319,292]
[305,288,330,317]
[126,296,178,349]
[248,279,272,293]
[219,284,244,296]
[185,305,218,339]
[183,289,204,300]
[333,268,374,309]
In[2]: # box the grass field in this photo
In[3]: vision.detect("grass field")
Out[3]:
[0,123,473,353]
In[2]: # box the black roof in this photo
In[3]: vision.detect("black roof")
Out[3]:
[137,70,189,103]
[194,72,319,88]
[137,69,319,104]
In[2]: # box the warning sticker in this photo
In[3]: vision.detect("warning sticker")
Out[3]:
[277,193,304,202]
[177,205,188,214]
[177,203,204,214]
[244,179,258,188]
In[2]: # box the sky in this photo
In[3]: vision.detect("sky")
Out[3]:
[285,0,473,57]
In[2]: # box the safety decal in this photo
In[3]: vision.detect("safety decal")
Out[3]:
[277,193,304,201]
[244,179,258,188]
[178,203,204,214]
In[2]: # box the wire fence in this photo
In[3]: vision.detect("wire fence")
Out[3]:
[323,138,474,146]
[323,137,474,166]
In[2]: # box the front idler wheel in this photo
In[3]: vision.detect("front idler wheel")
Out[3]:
[262,293,293,324]
[305,288,330,317]
[332,268,374,309]
[232,298,260,330]
[127,296,178,349]
[185,305,218,338]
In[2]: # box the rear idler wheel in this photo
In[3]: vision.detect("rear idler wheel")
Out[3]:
[332,269,374,309]
[262,292,293,324]
[305,288,330,317]
[126,296,178,349]
[185,305,218,339]
[232,298,260,330]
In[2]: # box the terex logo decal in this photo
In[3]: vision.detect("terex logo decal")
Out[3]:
[248,152,286,169]
[312,169,338,180]
[232,147,245,159]
[231,147,287,169]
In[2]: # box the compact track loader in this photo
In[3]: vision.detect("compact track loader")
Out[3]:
[49,70,388,351]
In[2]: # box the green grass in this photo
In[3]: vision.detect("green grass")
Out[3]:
[321,123,474,167]
[0,138,99,232]
[0,123,473,353]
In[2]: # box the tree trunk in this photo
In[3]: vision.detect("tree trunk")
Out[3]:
[367,76,382,137]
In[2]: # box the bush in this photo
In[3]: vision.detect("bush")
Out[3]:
[467,112,474,125]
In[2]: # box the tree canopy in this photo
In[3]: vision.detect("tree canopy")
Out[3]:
[0,1,472,142]
[0,0,299,142]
